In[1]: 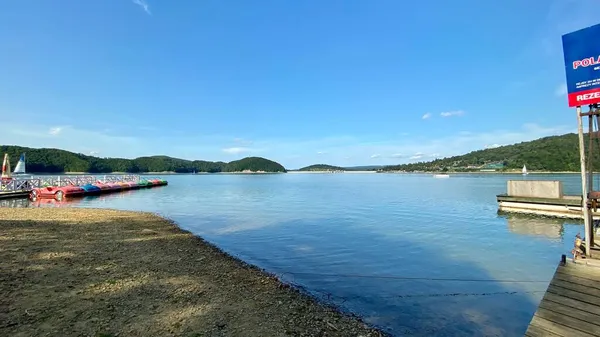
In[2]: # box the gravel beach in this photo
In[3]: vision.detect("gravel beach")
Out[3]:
[0,208,384,337]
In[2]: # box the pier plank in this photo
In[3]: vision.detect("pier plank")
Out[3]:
[528,315,590,337]
[544,292,600,316]
[525,323,563,337]
[526,259,600,337]
[550,278,600,299]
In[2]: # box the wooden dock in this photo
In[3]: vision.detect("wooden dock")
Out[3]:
[497,194,600,219]
[525,255,600,336]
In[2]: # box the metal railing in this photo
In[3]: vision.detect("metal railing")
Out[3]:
[0,174,153,192]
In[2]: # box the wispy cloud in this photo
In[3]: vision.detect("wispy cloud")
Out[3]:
[222,147,250,155]
[48,127,62,136]
[440,110,465,117]
[132,0,151,15]
[554,83,568,97]
[0,118,575,170]
[233,138,254,146]
[422,113,432,120]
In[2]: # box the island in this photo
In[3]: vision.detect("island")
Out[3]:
[0,145,287,174]
[297,164,347,172]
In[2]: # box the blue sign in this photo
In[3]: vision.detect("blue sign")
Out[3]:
[562,23,600,107]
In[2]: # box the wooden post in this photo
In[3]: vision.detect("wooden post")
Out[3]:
[589,114,594,194]
[578,106,592,257]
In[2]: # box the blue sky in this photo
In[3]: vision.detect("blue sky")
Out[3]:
[1,0,599,169]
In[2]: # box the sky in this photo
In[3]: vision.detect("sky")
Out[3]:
[1,0,599,169]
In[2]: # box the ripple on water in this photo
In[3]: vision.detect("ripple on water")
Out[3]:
[0,173,586,336]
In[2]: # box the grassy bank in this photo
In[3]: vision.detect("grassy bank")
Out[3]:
[0,208,384,337]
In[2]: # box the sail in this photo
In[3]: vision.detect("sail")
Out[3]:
[522,165,527,174]
[13,153,25,174]
[1,154,11,179]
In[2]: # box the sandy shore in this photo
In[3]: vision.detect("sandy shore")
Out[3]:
[0,208,384,337]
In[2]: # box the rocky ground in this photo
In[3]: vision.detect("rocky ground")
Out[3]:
[0,208,385,337]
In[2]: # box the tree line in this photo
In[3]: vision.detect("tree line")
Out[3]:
[0,146,287,173]
[381,133,600,172]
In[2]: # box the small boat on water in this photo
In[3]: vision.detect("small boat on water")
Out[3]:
[433,174,450,178]
[12,153,32,178]
[522,165,528,176]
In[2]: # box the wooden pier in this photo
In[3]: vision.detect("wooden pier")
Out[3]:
[525,254,600,336]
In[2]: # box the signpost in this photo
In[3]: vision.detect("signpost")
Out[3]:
[562,23,600,257]
[562,23,600,107]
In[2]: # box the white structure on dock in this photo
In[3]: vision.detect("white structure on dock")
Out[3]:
[497,180,600,220]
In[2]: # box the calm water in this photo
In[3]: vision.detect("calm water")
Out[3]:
[1,173,587,336]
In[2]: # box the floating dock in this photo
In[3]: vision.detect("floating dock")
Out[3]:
[0,175,167,200]
[0,191,30,200]
[497,180,600,219]
[525,253,600,336]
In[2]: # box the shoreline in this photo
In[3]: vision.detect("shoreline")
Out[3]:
[378,171,581,174]
[20,170,587,175]
[0,208,385,337]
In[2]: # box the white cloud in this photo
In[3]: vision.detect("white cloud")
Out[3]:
[0,118,575,170]
[233,138,254,146]
[554,83,568,97]
[440,110,465,117]
[89,151,100,156]
[222,147,251,155]
[48,127,62,136]
[485,144,505,149]
[3,123,145,158]
[273,122,573,168]
[422,113,432,120]
[370,154,381,159]
[132,0,151,15]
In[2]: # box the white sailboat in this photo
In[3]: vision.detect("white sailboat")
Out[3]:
[522,165,528,176]
[13,153,27,176]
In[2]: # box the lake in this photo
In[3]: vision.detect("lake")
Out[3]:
[0,173,586,336]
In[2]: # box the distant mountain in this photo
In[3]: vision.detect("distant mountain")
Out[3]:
[0,145,286,173]
[381,133,592,172]
[296,164,383,171]
[222,157,286,173]
[344,165,384,171]
[298,164,346,171]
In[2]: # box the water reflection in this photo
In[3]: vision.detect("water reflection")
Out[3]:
[0,190,138,209]
[0,198,30,208]
[502,214,568,241]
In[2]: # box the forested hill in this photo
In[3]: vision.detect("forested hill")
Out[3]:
[0,145,286,173]
[381,133,593,172]
[298,164,346,171]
